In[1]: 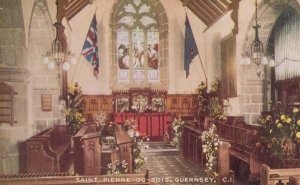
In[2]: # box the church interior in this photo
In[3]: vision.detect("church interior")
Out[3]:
[1,0,300,184]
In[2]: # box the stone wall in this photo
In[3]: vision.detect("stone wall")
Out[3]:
[0,0,28,174]
[28,0,59,135]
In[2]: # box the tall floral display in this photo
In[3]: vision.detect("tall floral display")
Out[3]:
[256,107,300,165]
[201,124,219,178]
[64,83,85,135]
[196,79,227,121]
[170,118,185,150]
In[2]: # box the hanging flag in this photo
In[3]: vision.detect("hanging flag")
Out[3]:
[184,15,199,78]
[82,15,99,77]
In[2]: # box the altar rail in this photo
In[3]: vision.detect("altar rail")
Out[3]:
[0,173,151,185]
[260,164,300,185]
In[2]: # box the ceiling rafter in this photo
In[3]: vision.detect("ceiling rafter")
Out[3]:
[201,0,223,16]
[62,0,91,21]
[195,0,220,19]
[210,0,227,12]
[181,0,230,26]
[190,0,218,22]
[219,0,230,6]
[187,3,211,25]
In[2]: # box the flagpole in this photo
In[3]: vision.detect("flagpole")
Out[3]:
[197,54,208,85]
[184,6,208,85]
[71,55,83,83]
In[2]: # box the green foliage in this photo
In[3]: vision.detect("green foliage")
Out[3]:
[123,119,149,173]
[196,79,227,121]
[107,160,128,175]
[170,118,185,150]
[256,107,300,159]
[201,124,219,178]
[64,83,85,135]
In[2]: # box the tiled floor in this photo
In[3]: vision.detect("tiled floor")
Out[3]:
[141,142,258,185]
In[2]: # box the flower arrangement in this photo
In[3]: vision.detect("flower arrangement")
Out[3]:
[201,124,219,178]
[107,160,128,175]
[170,118,185,150]
[116,97,129,112]
[94,111,107,128]
[256,107,300,161]
[64,83,85,135]
[196,79,227,121]
[152,97,165,112]
[123,119,149,173]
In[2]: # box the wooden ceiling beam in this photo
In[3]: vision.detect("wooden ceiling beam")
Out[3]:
[190,0,217,22]
[202,0,224,16]
[219,0,230,7]
[195,0,220,19]
[210,0,227,12]
[187,4,210,25]
[63,0,90,21]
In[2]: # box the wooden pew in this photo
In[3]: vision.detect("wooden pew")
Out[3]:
[289,176,300,185]
[112,125,133,173]
[26,125,71,173]
[214,119,261,180]
[260,164,300,185]
[73,123,100,175]
[74,123,133,175]
[182,125,234,185]
[0,173,152,185]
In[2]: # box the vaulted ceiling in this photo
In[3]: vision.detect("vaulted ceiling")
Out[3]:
[180,0,231,26]
[60,0,232,27]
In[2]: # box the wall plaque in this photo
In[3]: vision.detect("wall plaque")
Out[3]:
[41,94,52,111]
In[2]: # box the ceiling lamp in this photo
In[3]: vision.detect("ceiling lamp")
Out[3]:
[42,23,76,72]
[251,0,263,66]
[241,0,275,68]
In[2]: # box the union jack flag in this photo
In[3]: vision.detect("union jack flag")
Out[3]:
[82,15,99,76]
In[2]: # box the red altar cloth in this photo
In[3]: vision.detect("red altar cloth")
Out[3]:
[114,112,172,141]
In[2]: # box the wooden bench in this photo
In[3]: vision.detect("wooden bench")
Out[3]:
[260,164,300,185]
[289,176,300,185]
[26,125,71,173]
[182,125,235,185]
[213,118,261,180]
[74,123,133,175]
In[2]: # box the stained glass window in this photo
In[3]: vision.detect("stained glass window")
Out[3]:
[115,0,160,85]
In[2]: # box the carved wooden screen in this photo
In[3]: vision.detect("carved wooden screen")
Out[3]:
[221,34,237,98]
[0,83,17,126]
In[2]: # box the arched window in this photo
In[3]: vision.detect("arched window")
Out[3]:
[111,0,168,89]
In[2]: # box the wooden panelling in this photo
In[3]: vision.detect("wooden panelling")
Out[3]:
[83,93,197,121]
[166,94,197,117]
[83,95,113,121]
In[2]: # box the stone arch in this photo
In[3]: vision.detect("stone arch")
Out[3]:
[242,0,300,54]
[109,0,168,89]
[28,0,60,134]
[239,0,300,125]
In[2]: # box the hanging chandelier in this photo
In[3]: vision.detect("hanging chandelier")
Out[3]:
[251,0,263,65]
[241,0,275,67]
[42,23,76,71]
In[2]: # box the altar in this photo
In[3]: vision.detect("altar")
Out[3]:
[114,112,171,141]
